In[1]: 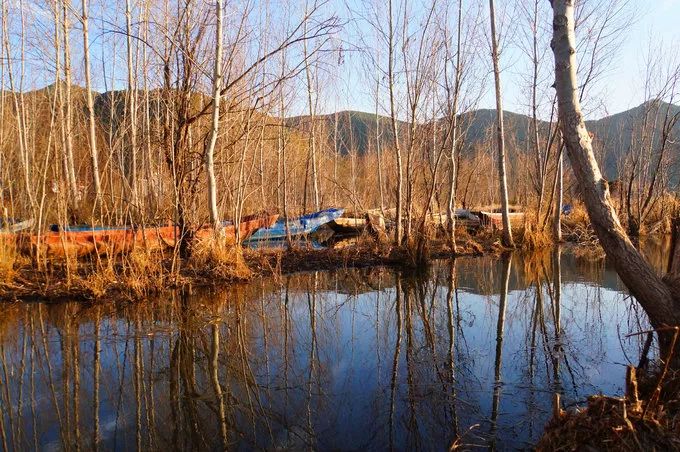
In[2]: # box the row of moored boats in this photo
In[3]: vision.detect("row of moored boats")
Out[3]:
[0,208,346,258]
[0,206,527,258]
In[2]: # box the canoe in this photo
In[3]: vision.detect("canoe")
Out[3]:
[12,213,278,258]
[246,208,344,242]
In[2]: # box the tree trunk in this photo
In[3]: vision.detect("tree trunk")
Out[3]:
[446,0,463,252]
[3,0,35,215]
[60,0,79,210]
[125,0,138,207]
[531,0,546,221]
[553,146,563,242]
[388,0,404,246]
[488,0,514,248]
[550,0,680,327]
[375,81,384,214]
[82,0,102,207]
[205,0,223,229]
[303,9,320,211]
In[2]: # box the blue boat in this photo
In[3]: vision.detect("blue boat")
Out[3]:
[246,208,344,242]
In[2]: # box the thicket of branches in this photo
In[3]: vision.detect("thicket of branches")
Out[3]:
[0,0,677,255]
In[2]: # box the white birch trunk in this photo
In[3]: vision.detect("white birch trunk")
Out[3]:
[82,0,102,205]
[62,0,78,207]
[488,0,514,248]
[388,0,404,245]
[446,0,463,252]
[553,148,563,241]
[125,0,138,206]
[550,0,679,326]
[303,9,320,211]
[205,0,223,229]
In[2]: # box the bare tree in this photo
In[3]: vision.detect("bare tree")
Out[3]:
[621,47,680,236]
[125,0,138,207]
[303,2,320,212]
[445,0,464,252]
[205,0,224,229]
[58,0,78,210]
[488,0,513,247]
[387,0,404,245]
[550,0,680,332]
[81,0,102,207]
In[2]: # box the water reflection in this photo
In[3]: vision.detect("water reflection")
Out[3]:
[0,250,656,450]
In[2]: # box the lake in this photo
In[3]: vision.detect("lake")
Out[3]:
[0,241,670,450]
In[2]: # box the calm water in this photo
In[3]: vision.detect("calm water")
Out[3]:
[0,242,670,451]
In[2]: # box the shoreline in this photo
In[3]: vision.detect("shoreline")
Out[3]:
[0,230,667,304]
[0,236,495,303]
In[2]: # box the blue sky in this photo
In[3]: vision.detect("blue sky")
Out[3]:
[329,0,680,120]
[5,0,680,121]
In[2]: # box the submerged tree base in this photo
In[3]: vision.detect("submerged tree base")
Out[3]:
[538,366,680,451]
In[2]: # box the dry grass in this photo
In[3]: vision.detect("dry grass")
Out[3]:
[537,394,680,451]
[629,193,680,236]
[519,220,554,250]
[74,265,116,298]
[562,203,598,244]
[571,242,606,261]
[188,237,252,280]
[119,249,168,296]
[0,239,17,283]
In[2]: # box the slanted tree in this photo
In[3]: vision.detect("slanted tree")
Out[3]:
[550,0,680,335]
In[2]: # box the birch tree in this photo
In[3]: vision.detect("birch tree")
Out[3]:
[488,0,513,247]
[125,0,138,206]
[303,2,320,212]
[57,0,79,209]
[387,0,404,245]
[445,0,464,252]
[81,0,102,207]
[550,0,680,335]
[205,0,223,229]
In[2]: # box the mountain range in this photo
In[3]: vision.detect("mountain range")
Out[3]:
[287,101,680,179]
[5,83,679,181]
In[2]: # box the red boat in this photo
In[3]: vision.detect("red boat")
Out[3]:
[10,213,278,259]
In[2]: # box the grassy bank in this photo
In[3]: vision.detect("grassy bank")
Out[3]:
[0,228,506,302]
[0,205,669,303]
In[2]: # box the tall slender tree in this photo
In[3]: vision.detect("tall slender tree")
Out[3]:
[125,0,139,206]
[206,0,224,229]
[488,0,513,248]
[387,0,404,245]
[81,0,102,208]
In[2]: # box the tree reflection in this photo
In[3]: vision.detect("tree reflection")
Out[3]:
[0,251,660,450]
[489,253,511,451]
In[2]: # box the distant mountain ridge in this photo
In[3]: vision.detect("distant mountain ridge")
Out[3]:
[288,102,680,179]
[6,83,679,180]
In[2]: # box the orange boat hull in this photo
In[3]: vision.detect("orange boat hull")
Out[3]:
[11,214,278,259]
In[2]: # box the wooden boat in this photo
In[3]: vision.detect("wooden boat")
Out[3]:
[1,218,34,232]
[13,213,278,258]
[329,217,367,234]
[246,208,344,242]
[425,210,481,228]
[477,211,525,229]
